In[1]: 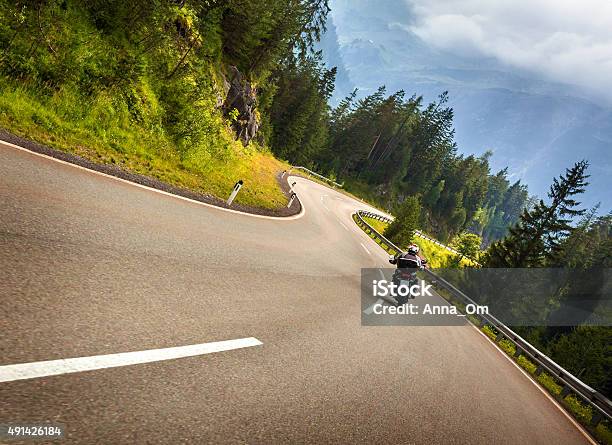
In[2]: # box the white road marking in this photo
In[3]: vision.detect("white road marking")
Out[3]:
[339,221,348,230]
[360,243,371,255]
[0,337,263,383]
[1,141,304,221]
[364,272,394,314]
[363,298,384,315]
[320,195,331,211]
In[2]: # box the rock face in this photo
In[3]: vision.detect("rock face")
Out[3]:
[222,66,259,145]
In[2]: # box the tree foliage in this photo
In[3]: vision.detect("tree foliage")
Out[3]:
[484,161,589,267]
[384,196,421,248]
[279,86,529,242]
[451,232,482,262]
[265,52,335,165]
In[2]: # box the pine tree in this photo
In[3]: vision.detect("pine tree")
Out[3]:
[484,161,590,267]
[384,195,421,248]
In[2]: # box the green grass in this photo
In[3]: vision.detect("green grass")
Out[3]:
[361,216,474,267]
[0,81,289,210]
[362,215,388,234]
[0,0,291,210]
[412,236,476,268]
[354,214,399,256]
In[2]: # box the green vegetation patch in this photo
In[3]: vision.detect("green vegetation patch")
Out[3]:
[0,82,289,209]
[361,215,475,268]
[362,215,388,235]
[0,1,290,210]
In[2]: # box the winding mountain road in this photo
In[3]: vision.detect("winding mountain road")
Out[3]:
[0,141,591,444]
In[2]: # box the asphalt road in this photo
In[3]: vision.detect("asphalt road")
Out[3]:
[0,142,591,444]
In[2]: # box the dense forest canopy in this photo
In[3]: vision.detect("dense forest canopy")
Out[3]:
[271,77,529,243]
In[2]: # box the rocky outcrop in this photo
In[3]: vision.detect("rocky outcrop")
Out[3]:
[222,66,259,146]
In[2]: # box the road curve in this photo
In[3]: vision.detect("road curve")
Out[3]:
[0,142,590,444]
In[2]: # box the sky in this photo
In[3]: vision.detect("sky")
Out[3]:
[326,0,612,211]
[404,0,612,104]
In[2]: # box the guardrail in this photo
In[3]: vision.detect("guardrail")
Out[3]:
[354,209,612,431]
[358,210,481,266]
[290,166,343,188]
[354,210,400,255]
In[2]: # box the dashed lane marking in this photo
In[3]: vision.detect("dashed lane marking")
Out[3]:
[0,337,263,383]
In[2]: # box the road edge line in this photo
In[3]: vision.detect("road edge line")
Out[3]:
[471,325,597,444]
[1,140,305,221]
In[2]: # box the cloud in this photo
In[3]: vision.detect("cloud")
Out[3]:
[405,0,612,101]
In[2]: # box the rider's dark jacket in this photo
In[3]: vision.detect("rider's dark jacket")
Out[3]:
[390,252,422,269]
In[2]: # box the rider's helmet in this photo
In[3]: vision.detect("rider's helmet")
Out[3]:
[407,244,419,255]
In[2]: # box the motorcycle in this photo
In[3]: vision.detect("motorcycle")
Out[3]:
[388,254,424,305]
[391,269,418,305]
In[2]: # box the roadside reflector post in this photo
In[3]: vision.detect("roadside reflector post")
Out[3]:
[287,192,297,208]
[281,170,286,178]
[227,180,244,206]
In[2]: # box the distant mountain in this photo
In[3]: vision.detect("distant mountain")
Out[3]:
[323,0,612,211]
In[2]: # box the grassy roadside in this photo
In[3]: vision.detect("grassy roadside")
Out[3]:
[0,81,290,210]
[413,235,477,268]
[362,215,388,234]
[354,214,400,256]
[361,215,474,267]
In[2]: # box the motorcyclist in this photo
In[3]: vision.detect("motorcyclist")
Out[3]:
[388,245,423,305]
[389,245,423,269]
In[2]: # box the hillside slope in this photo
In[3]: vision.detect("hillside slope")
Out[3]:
[0,1,290,210]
